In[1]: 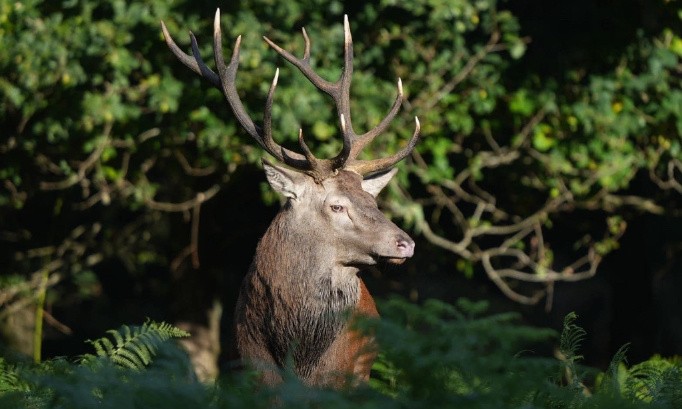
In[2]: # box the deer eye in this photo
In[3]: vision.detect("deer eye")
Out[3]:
[330,204,344,213]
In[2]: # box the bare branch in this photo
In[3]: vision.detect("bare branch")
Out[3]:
[43,310,74,335]
[422,30,502,113]
[0,262,63,308]
[170,245,194,277]
[191,200,201,268]
[145,185,220,212]
[481,253,545,305]
[3,179,27,206]
[398,102,639,307]
[39,122,113,191]
[72,191,106,210]
[174,149,217,177]
[649,154,682,194]
[0,266,64,321]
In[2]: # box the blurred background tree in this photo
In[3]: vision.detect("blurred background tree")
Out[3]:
[1,0,681,380]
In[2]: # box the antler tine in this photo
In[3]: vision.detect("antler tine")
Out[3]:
[212,10,286,161]
[262,17,354,121]
[337,14,354,129]
[294,129,316,163]
[210,17,255,138]
[266,71,311,170]
[347,78,404,162]
[160,21,221,88]
[331,114,353,169]
[262,35,335,95]
[345,117,420,176]
[262,68,285,163]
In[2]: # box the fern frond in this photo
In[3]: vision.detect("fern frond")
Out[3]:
[624,356,682,405]
[558,312,588,393]
[92,337,115,357]
[559,312,586,363]
[658,365,682,406]
[85,320,189,370]
[152,321,192,339]
[114,347,147,369]
[600,343,630,396]
[108,329,125,349]
[0,358,27,393]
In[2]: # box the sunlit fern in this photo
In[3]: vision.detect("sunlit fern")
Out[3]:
[623,355,682,406]
[84,320,189,370]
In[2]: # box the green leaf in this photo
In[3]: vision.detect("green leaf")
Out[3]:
[509,40,527,59]
[532,123,554,152]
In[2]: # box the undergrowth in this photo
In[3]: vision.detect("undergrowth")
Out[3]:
[0,299,680,408]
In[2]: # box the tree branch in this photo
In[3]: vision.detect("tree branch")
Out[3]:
[145,185,220,212]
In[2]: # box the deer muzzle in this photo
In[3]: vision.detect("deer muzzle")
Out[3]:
[386,236,415,265]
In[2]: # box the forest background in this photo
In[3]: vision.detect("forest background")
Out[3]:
[1,0,682,383]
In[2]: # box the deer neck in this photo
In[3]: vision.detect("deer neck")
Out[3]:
[253,207,361,311]
[245,207,361,377]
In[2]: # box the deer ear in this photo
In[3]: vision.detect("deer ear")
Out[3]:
[262,159,307,200]
[361,168,398,198]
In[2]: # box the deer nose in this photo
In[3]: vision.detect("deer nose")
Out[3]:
[396,237,415,258]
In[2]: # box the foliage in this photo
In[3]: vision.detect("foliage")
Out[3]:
[0,320,195,407]
[82,320,189,370]
[0,358,28,394]
[1,298,680,408]
[601,353,682,407]
[559,312,588,390]
[379,0,682,304]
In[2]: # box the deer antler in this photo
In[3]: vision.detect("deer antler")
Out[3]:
[161,10,419,181]
[264,16,420,176]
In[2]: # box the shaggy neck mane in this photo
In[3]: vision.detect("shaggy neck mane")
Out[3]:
[247,204,361,378]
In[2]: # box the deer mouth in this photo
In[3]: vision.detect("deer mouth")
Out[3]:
[374,237,415,265]
[375,254,411,265]
[364,254,409,267]
[385,257,407,265]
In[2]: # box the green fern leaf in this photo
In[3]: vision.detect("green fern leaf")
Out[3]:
[559,312,586,363]
[108,328,125,348]
[558,312,588,392]
[100,338,115,356]
[624,356,682,405]
[85,320,190,370]
[116,347,147,370]
[123,325,133,343]
[0,359,27,393]
[600,343,630,396]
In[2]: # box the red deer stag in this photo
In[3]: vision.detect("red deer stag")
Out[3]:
[161,10,419,387]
